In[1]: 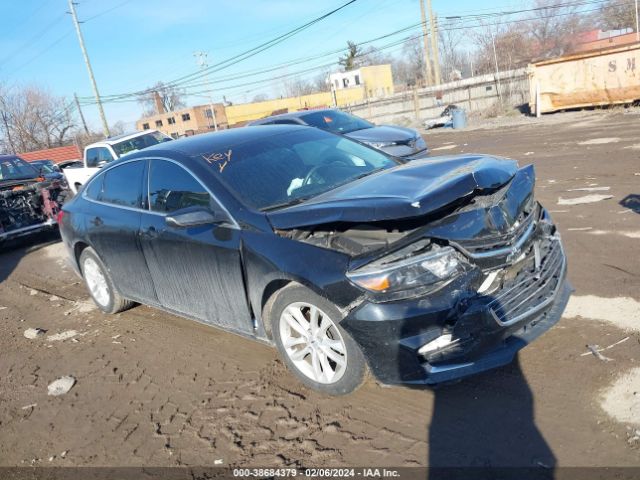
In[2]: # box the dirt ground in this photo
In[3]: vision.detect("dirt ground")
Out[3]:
[0,110,639,469]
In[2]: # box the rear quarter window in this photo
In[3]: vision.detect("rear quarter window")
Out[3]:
[98,161,145,208]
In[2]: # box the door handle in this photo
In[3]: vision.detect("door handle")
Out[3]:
[141,226,158,238]
[91,216,104,227]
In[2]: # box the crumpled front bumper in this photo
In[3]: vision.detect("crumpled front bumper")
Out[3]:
[0,218,57,242]
[341,227,571,386]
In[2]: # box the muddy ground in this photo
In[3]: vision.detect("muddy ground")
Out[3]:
[0,110,639,469]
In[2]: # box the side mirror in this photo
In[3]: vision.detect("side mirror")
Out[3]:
[165,209,221,228]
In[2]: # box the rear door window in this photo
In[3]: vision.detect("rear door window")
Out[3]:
[99,161,145,208]
[148,160,210,213]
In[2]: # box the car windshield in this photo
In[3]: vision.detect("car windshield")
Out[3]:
[32,162,55,173]
[300,110,374,134]
[201,128,400,210]
[111,131,171,157]
[0,157,40,182]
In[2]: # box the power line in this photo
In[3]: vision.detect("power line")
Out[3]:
[79,0,619,104]
[80,0,359,103]
[80,0,626,106]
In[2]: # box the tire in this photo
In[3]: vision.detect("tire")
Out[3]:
[270,284,368,395]
[79,247,135,314]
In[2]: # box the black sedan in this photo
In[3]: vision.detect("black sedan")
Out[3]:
[248,109,428,159]
[59,125,570,395]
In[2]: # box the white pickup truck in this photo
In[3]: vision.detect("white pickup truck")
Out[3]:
[64,130,172,194]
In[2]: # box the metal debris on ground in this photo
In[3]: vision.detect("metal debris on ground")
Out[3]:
[0,306,7,310]
[580,337,630,357]
[557,194,613,205]
[21,403,37,410]
[23,328,46,339]
[47,376,76,396]
[29,290,38,296]
[585,344,614,362]
[566,187,610,192]
[47,330,78,342]
[49,295,60,302]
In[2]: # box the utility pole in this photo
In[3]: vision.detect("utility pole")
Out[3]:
[635,0,639,42]
[0,108,16,154]
[67,0,109,137]
[74,93,89,134]
[427,0,441,85]
[419,0,433,86]
[490,26,503,105]
[193,51,218,132]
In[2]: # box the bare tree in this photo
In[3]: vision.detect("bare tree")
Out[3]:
[137,81,186,116]
[312,71,331,92]
[0,85,76,153]
[438,22,466,80]
[599,0,638,30]
[282,77,315,97]
[357,45,393,66]
[527,0,584,58]
[391,37,425,87]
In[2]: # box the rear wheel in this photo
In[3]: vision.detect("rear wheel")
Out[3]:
[271,285,367,395]
[79,247,134,314]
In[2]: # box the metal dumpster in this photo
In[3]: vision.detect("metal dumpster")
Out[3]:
[529,43,640,115]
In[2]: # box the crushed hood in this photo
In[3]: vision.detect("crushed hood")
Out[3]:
[267,155,519,229]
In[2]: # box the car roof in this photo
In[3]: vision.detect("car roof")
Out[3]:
[250,108,337,125]
[128,124,312,158]
[86,130,164,147]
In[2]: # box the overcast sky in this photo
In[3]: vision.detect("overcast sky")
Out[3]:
[0,0,524,131]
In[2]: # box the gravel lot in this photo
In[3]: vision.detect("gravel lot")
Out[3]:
[1,110,639,469]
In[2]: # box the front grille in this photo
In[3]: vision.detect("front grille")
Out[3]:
[487,237,565,325]
[455,205,536,254]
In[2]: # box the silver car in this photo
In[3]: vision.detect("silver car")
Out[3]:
[248,109,428,159]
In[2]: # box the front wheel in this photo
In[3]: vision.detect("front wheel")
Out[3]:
[79,247,134,314]
[270,285,368,395]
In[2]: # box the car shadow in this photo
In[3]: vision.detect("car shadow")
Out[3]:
[427,357,555,478]
[619,194,640,214]
[0,231,61,286]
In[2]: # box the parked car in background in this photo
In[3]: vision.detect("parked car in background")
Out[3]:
[59,125,569,395]
[30,159,65,182]
[58,159,84,170]
[63,130,172,194]
[249,109,428,159]
[0,155,67,242]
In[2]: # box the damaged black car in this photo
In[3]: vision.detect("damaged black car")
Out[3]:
[0,155,67,243]
[58,126,570,395]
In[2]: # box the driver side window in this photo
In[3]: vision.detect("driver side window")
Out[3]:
[148,160,211,213]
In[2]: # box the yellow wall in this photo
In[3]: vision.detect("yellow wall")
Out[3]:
[225,87,365,126]
[360,65,395,98]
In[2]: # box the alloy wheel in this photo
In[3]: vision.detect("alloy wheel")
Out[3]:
[279,302,347,384]
[83,257,110,307]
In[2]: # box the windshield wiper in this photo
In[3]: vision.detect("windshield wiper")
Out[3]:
[262,196,312,212]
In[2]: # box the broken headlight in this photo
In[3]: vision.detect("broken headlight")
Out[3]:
[347,244,462,294]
